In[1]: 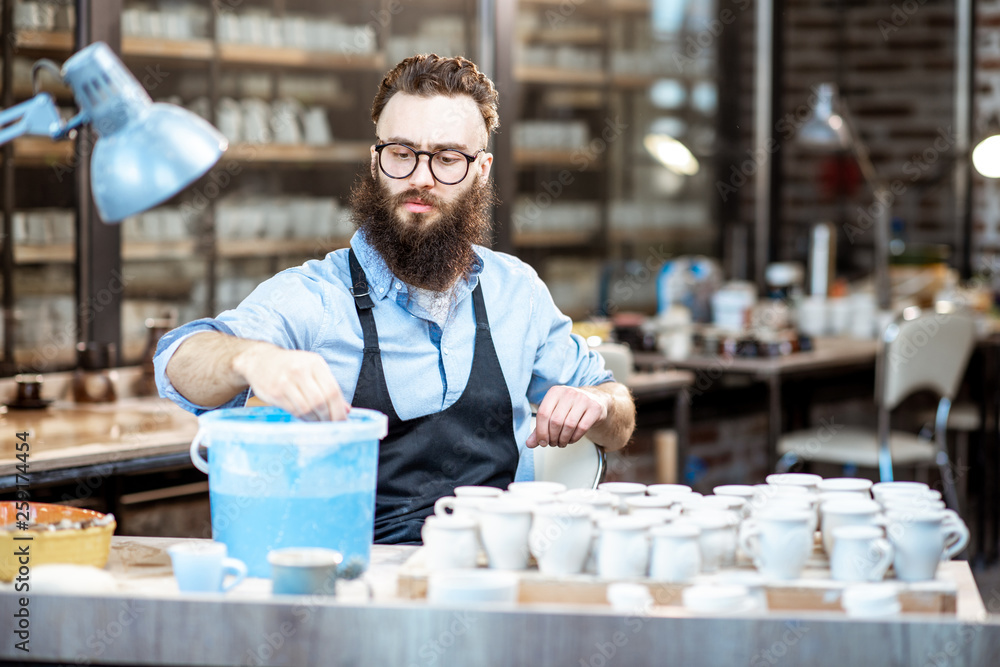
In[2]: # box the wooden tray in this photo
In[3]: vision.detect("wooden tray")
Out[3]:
[397,547,960,615]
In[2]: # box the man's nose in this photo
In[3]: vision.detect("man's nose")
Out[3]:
[407,154,436,188]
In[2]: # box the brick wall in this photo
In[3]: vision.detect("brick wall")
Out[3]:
[733,0,965,280]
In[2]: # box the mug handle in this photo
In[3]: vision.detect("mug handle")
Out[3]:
[434,496,457,516]
[869,538,894,581]
[189,429,210,474]
[220,557,247,592]
[941,520,970,561]
[738,520,761,567]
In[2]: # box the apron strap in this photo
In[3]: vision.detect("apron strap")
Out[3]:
[471,281,490,332]
[348,248,380,352]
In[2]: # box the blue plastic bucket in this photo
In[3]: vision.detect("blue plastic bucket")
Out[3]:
[189,407,388,578]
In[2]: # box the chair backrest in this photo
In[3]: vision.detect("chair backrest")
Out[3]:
[530,416,607,489]
[878,308,976,410]
[592,342,633,383]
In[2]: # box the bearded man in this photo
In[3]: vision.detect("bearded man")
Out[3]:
[155,54,635,543]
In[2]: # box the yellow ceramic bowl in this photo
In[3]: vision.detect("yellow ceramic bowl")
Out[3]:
[0,502,115,582]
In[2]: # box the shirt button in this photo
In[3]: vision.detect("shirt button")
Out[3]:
[378,287,384,293]
[443,348,449,355]
[395,282,402,289]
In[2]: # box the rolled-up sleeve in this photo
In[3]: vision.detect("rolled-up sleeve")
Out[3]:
[154,267,335,415]
[525,273,613,405]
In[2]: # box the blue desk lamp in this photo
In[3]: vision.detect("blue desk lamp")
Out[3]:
[0,41,227,222]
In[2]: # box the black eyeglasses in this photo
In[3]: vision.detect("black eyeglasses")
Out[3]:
[374,142,484,185]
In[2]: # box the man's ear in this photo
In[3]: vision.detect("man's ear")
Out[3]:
[477,151,494,184]
[370,146,378,178]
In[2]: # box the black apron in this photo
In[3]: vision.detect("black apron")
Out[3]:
[348,249,519,544]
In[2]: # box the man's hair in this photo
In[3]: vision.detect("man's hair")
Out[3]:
[371,54,499,139]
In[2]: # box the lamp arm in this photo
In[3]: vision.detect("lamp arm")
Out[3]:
[837,101,883,191]
[0,94,66,146]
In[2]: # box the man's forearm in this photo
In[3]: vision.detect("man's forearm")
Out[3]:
[165,331,273,408]
[580,382,635,452]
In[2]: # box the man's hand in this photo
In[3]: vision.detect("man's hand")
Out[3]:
[233,346,350,421]
[527,383,635,451]
[165,332,350,421]
[527,385,608,448]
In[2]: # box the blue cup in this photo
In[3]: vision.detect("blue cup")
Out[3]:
[168,541,247,593]
[268,547,343,596]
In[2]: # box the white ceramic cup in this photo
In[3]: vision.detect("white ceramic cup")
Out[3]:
[765,473,822,494]
[168,542,246,593]
[477,499,534,571]
[559,488,619,516]
[738,509,814,580]
[646,484,693,497]
[606,582,653,612]
[596,515,651,579]
[649,523,701,582]
[820,498,883,555]
[830,525,894,583]
[508,481,567,500]
[712,484,758,502]
[816,477,873,499]
[528,503,593,576]
[434,495,485,518]
[871,481,929,505]
[682,584,756,615]
[454,485,504,499]
[421,515,479,571]
[885,509,970,582]
[597,482,648,512]
[624,495,677,512]
[841,583,901,618]
[427,571,519,605]
[676,510,738,572]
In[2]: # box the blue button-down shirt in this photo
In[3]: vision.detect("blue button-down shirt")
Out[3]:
[155,232,613,481]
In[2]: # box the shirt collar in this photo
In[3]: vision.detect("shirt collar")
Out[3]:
[349,230,485,301]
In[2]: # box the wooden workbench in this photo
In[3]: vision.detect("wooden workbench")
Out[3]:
[0,536,996,667]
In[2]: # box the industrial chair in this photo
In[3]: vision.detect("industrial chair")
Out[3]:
[532,418,607,490]
[776,306,977,511]
[530,343,624,489]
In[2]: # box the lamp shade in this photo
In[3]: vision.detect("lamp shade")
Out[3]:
[643,133,699,175]
[61,42,227,222]
[797,83,847,149]
[972,135,1000,179]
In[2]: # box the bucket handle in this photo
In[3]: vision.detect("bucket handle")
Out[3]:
[189,428,210,474]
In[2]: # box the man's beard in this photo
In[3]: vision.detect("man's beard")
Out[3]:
[349,170,495,291]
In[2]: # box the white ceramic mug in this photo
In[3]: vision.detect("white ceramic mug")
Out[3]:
[427,571,519,606]
[455,485,504,499]
[648,523,701,582]
[830,525,893,582]
[816,477,873,499]
[168,542,247,593]
[738,509,814,580]
[421,515,478,571]
[841,583,901,618]
[885,509,969,582]
[871,481,929,505]
[508,481,567,500]
[477,499,534,571]
[819,498,883,555]
[646,484,693,498]
[765,473,822,494]
[528,503,593,576]
[434,495,484,518]
[597,482,648,512]
[676,510,738,572]
[682,584,757,615]
[596,515,651,579]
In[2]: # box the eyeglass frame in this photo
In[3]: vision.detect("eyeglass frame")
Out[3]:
[373,141,485,185]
